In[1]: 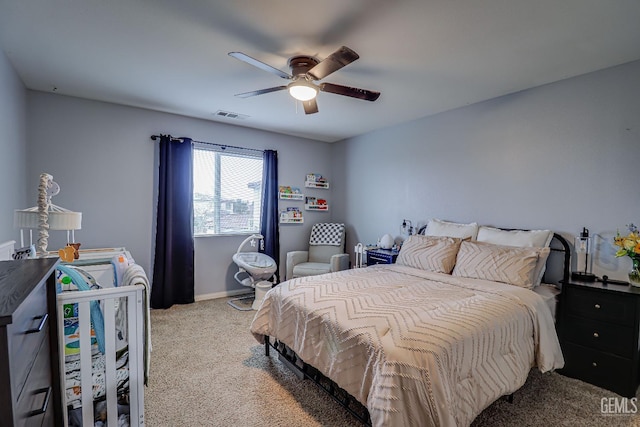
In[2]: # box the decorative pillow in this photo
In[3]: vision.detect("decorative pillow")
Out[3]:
[452,241,541,289]
[476,226,553,286]
[424,219,479,240]
[397,235,462,274]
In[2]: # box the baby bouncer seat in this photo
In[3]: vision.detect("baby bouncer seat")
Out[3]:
[228,234,277,310]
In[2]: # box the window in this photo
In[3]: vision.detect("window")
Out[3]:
[193,145,263,236]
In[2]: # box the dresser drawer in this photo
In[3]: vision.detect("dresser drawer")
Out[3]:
[565,286,636,325]
[8,279,49,400]
[40,403,54,427]
[15,337,52,427]
[561,342,636,397]
[563,315,635,358]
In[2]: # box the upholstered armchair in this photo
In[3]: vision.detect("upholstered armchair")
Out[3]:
[286,223,349,280]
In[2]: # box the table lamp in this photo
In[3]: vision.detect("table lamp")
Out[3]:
[571,227,596,282]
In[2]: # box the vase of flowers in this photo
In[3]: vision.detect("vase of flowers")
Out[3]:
[630,257,640,286]
[614,223,640,287]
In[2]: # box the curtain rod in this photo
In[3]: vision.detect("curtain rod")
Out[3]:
[150,134,264,154]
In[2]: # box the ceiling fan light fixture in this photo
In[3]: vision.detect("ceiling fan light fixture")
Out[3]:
[288,81,318,101]
[230,47,380,114]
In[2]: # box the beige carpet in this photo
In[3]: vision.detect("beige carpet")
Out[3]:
[145,297,640,426]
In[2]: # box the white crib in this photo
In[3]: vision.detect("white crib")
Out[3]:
[0,240,16,260]
[57,284,146,426]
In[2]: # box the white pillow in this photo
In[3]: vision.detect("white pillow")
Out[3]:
[476,227,553,248]
[476,226,553,286]
[424,219,479,240]
[452,241,541,289]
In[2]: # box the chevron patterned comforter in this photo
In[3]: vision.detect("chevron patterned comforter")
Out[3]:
[250,264,564,427]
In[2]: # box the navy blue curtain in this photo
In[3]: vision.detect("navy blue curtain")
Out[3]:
[151,135,195,309]
[260,150,279,283]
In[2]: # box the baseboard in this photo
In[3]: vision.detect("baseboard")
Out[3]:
[195,288,251,302]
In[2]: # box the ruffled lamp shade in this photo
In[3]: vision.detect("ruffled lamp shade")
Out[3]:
[14,205,82,249]
[14,205,82,230]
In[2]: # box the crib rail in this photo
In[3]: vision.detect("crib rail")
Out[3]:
[57,284,145,427]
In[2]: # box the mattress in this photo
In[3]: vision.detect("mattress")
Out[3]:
[250,264,564,427]
[65,349,130,409]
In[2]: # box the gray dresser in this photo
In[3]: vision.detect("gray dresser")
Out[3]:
[0,258,62,427]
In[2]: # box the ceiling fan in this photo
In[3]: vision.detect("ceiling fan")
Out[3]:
[228,46,380,114]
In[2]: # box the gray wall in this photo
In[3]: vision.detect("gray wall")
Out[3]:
[8,52,640,291]
[332,60,640,281]
[26,92,334,298]
[0,48,28,240]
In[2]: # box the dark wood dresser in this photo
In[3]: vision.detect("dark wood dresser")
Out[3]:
[559,279,640,397]
[0,258,62,427]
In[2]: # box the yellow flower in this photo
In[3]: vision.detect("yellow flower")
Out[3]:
[614,225,640,259]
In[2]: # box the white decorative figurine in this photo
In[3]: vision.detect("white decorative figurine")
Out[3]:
[379,234,394,249]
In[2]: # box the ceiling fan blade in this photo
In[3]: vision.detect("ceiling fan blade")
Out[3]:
[319,82,380,101]
[228,52,292,80]
[302,98,319,115]
[234,86,287,98]
[306,46,359,81]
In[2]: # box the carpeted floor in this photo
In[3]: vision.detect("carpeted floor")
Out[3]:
[145,297,640,426]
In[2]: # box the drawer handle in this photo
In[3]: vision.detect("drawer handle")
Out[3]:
[592,362,598,368]
[27,386,51,417]
[594,304,601,309]
[25,313,48,334]
[593,332,599,338]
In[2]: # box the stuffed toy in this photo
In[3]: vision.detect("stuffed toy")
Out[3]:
[58,242,81,262]
[68,242,81,259]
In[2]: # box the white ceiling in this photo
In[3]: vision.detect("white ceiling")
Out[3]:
[1,0,639,143]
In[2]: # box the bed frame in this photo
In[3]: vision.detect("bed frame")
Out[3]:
[57,284,146,427]
[262,232,571,426]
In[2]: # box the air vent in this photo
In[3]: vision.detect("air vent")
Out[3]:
[214,110,249,120]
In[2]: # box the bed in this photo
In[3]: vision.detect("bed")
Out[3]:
[250,225,570,426]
